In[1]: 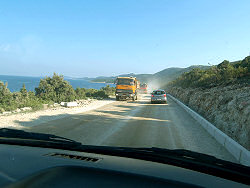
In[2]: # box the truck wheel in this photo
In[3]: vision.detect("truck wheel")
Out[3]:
[116,96,120,101]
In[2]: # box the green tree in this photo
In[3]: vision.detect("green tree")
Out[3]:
[168,57,249,89]
[75,87,86,99]
[217,60,230,69]
[85,88,98,97]
[35,73,76,103]
[0,81,16,111]
[100,85,115,96]
[0,81,10,96]
[20,84,28,98]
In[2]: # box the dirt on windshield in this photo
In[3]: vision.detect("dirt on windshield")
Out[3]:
[2,94,236,163]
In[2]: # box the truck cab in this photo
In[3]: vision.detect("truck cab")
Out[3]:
[115,77,139,101]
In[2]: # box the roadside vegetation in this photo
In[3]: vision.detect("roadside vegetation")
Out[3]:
[168,56,250,88]
[166,56,250,149]
[0,73,115,113]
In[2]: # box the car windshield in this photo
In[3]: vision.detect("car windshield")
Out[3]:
[0,0,249,168]
[117,79,134,85]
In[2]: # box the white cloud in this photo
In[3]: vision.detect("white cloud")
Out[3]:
[0,35,44,63]
[0,44,11,52]
[19,35,43,56]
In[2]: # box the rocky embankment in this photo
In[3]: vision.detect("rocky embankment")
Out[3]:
[166,84,250,150]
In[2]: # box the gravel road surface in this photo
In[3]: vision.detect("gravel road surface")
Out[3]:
[25,94,236,162]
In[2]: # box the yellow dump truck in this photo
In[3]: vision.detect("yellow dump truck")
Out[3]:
[115,76,140,101]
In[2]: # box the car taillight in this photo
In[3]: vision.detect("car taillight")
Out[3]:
[164,94,166,97]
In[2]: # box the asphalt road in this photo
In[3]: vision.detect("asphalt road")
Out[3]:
[27,94,236,162]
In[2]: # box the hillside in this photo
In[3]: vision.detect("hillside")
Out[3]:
[165,56,250,150]
[90,56,248,88]
[90,76,116,83]
[90,65,209,86]
[168,56,250,88]
[151,65,209,87]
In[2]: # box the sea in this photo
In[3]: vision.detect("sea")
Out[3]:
[0,75,115,92]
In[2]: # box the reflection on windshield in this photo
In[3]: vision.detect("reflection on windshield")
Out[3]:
[0,0,249,168]
[117,79,134,85]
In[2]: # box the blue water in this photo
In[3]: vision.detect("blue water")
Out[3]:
[0,75,115,92]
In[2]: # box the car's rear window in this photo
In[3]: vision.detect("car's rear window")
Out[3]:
[153,91,165,95]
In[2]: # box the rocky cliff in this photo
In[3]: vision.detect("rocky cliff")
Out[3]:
[166,84,250,150]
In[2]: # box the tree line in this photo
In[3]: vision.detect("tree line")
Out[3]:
[0,73,115,113]
[168,56,250,88]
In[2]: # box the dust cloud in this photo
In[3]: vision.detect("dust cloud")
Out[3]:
[146,80,162,93]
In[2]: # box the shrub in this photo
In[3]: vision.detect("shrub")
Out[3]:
[100,85,115,96]
[35,73,76,103]
[85,88,98,98]
[1,74,116,112]
[75,87,86,99]
[0,81,16,111]
[169,56,249,89]
[92,90,108,98]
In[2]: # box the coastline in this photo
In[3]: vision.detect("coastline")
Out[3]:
[0,75,114,92]
[90,81,114,84]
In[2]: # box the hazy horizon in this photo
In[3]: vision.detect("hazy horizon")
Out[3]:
[0,63,208,78]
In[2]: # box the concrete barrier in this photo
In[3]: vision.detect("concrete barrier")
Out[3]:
[60,102,66,107]
[65,102,78,107]
[60,102,78,107]
[168,94,250,166]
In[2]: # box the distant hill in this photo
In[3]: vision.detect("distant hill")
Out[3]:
[151,65,209,86]
[90,73,153,83]
[117,73,153,83]
[90,65,209,87]
[90,76,116,83]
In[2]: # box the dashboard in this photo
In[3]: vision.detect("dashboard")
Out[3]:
[0,144,248,188]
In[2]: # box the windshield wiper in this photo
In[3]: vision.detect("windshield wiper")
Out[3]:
[80,146,250,185]
[0,128,249,185]
[125,147,249,173]
[0,128,81,147]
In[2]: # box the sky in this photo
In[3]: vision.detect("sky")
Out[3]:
[0,0,250,77]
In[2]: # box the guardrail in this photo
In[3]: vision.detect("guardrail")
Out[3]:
[168,94,250,166]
